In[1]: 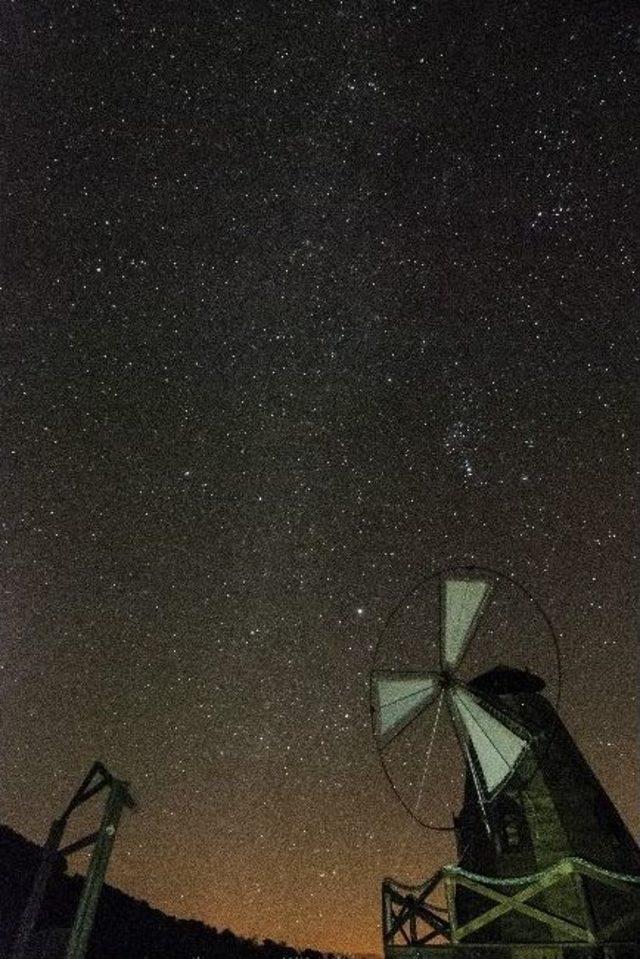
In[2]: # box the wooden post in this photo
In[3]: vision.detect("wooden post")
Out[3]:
[11,818,65,959]
[444,875,458,943]
[408,898,417,943]
[64,779,130,959]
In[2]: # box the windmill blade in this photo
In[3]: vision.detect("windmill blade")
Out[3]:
[448,687,528,796]
[441,578,492,670]
[374,672,442,746]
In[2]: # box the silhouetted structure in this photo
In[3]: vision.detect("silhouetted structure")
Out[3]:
[0,824,342,959]
[12,762,135,959]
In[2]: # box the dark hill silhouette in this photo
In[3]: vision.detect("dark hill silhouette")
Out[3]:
[0,824,348,959]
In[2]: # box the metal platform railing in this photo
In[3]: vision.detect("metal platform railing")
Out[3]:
[382,857,640,956]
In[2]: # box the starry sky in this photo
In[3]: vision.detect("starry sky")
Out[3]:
[2,1,639,955]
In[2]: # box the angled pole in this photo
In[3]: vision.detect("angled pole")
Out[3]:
[61,763,109,820]
[11,817,66,959]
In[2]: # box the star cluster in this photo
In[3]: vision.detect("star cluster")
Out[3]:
[2,1,638,955]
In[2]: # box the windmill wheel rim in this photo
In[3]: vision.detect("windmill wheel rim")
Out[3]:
[369,563,563,832]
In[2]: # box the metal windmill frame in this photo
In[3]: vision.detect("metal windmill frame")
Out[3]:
[371,565,640,959]
[11,760,136,959]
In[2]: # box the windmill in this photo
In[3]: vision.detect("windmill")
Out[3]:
[370,567,640,958]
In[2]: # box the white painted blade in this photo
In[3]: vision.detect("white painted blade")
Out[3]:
[450,687,528,795]
[441,578,491,670]
[375,673,441,744]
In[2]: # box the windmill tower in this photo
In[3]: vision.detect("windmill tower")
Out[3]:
[370,568,640,958]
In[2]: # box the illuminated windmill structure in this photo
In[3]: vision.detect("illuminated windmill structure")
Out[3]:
[370,568,640,959]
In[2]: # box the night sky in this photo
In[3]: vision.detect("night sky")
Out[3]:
[2,1,639,955]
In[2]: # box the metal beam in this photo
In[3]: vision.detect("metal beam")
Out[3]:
[59,831,101,858]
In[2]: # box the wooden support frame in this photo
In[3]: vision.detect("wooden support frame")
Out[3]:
[382,857,640,954]
[11,761,136,959]
[450,870,593,943]
[383,872,452,948]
